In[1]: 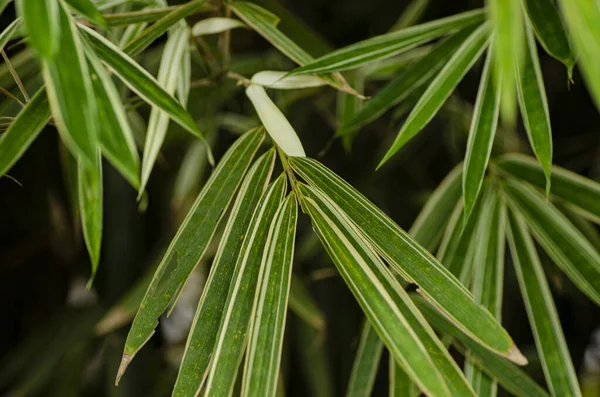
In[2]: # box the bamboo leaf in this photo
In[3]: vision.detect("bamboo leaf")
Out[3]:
[242,193,298,397]
[176,39,191,108]
[251,71,327,90]
[0,0,11,16]
[65,0,106,26]
[506,208,582,397]
[140,25,189,194]
[378,23,490,167]
[43,2,98,166]
[103,7,181,27]
[463,47,500,222]
[495,153,600,224]
[288,9,485,74]
[117,128,265,384]
[191,17,247,36]
[17,0,60,58]
[173,148,276,397]
[0,18,22,52]
[288,275,325,330]
[204,175,287,396]
[78,149,103,285]
[516,23,553,197]
[289,157,525,364]
[503,177,600,306]
[345,321,384,397]
[558,0,600,111]
[389,357,419,397]
[0,88,50,176]
[522,0,575,75]
[246,84,306,157]
[390,0,431,31]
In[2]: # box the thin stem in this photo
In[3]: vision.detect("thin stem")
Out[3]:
[1,49,29,102]
[225,71,251,86]
[0,87,25,107]
[220,6,232,70]
[276,146,300,197]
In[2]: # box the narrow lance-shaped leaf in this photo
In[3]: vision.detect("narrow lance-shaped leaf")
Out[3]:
[378,23,490,168]
[79,25,213,164]
[389,356,419,397]
[17,0,60,58]
[494,153,600,224]
[0,19,22,52]
[78,149,103,286]
[462,47,500,222]
[289,157,525,364]
[506,209,582,397]
[345,321,384,397]
[389,0,431,31]
[172,148,276,397]
[117,129,265,384]
[298,184,451,397]
[242,193,298,397]
[140,25,189,195]
[65,0,106,26]
[103,6,182,27]
[0,88,50,176]
[288,275,325,331]
[522,0,574,75]
[503,178,600,306]
[288,9,485,74]
[191,17,247,36]
[176,38,191,108]
[43,2,98,166]
[204,175,287,396]
[251,71,327,90]
[516,23,553,197]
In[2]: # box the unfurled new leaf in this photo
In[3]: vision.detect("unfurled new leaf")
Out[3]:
[251,71,326,90]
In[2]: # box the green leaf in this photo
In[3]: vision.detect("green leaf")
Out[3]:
[0,88,50,176]
[140,25,189,194]
[288,275,325,330]
[0,18,22,52]
[65,0,106,26]
[288,9,485,75]
[86,50,140,189]
[204,175,287,396]
[295,320,335,397]
[191,17,247,36]
[173,148,276,397]
[503,177,600,306]
[462,47,500,222]
[251,71,327,90]
[17,0,60,58]
[495,154,600,224]
[389,356,419,397]
[103,6,178,27]
[298,184,452,397]
[487,0,524,125]
[506,208,582,397]
[558,0,600,111]
[43,2,98,166]
[345,321,384,397]
[522,0,575,74]
[121,0,206,57]
[242,193,298,397]
[117,128,265,384]
[389,0,431,31]
[516,23,553,197]
[0,0,12,17]
[378,23,490,167]
[414,295,551,397]
[464,191,506,397]
[289,157,524,364]
[80,25,212,163]
[78,149,103,285]
[339,27,475,137]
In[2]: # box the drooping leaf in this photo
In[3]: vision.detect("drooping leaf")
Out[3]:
[289,157,524,364]
[288,9,485,74]
[0,88,50,176]
[246,84,306,157]
[506,209,582,397]
[503,178,600,306]
[516,23,553,197]
[522,0,574,75]
[345,321,384,397]
[78,149,103,285]
[43,2,98,166]
[117,128,265,384]
[191,17,247,36]
[378,23,490,167]
[462,47,500,222]
[251,71,327,90]
[173,148,276,397]
[288,275,325,330]
[203,175,287,396]
[242,193,298,397]
[17,0,60,58]
[65,0,106,26]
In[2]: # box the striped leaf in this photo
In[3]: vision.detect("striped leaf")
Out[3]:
[104,6,183,27]
[389,357,419,397]
[251,71,327,90]
[17,0,60,58]
[345,321,384,397]
[288,275,325,330]
[173,148,275,397]
[378,23,490,167]
[288,9,485,74]
[516,23,553,196]
[65,0,106,26]
[0,88,50,176]
[289,157,524,364]
[117,129,265,384]
[43,1,98,166]
[503,178,600,306]
[191,17,247,36]
[242,193,298,397]
[203,175,287,396]
[506,209,582,397]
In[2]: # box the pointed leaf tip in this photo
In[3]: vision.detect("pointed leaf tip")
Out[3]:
[507,344,528,366]
[116,353,132,386]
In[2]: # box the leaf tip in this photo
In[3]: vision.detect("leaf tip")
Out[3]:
[116,353,133,385]
[506,343,528,366]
